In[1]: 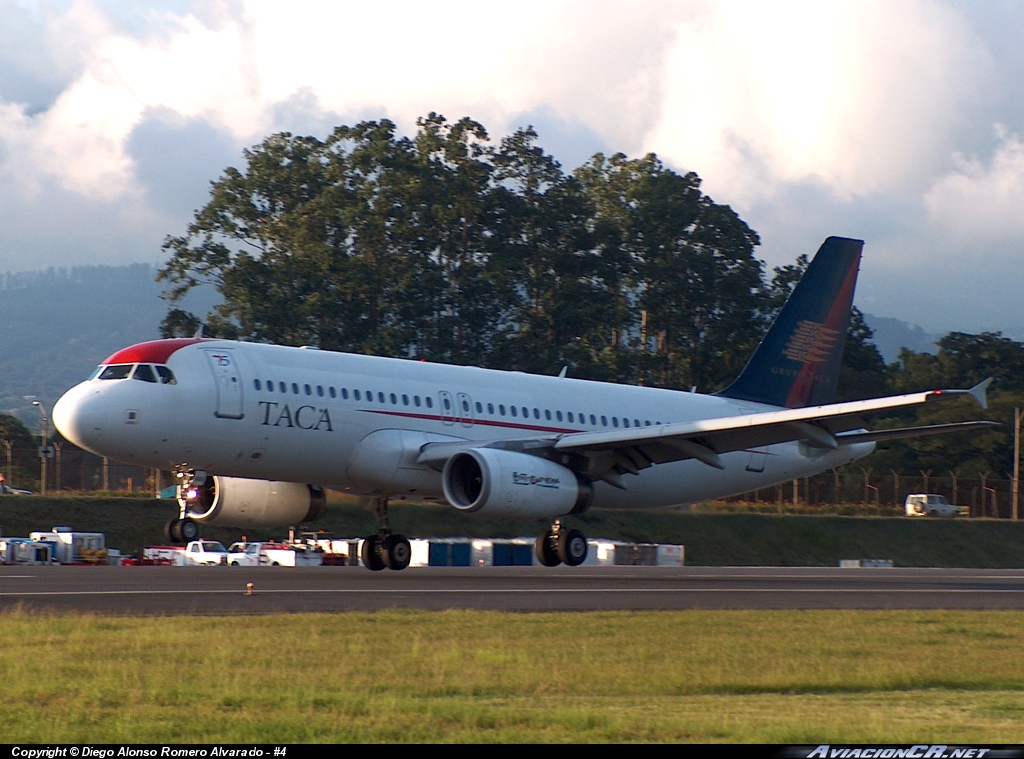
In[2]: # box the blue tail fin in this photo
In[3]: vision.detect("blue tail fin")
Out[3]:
[716,236,863,409]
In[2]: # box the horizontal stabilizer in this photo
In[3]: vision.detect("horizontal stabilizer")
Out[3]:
[835,420,999,445]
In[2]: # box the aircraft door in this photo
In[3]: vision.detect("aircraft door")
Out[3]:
[204,349,244,420]
[456,393,474,427]
[438,391,455,426]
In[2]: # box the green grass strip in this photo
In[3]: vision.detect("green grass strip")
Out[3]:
[2,608,1024,742]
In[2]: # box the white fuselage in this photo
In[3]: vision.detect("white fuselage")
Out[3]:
[53,340,873,509]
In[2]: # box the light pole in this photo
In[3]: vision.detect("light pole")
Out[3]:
[31,400,48,496]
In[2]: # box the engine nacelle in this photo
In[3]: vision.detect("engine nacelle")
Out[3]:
[441,448,592,518]
[178,476,326,528]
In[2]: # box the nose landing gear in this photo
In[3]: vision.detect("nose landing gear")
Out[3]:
[165,468,205,544]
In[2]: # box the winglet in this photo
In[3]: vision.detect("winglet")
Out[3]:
[926,378,993,410]
[969,378,992,410]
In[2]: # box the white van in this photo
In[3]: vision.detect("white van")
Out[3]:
[904,494,962,517]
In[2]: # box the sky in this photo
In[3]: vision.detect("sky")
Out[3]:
[2,0,1024,336]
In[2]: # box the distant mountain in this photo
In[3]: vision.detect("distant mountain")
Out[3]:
[0,265,216,425]
[861,313,939,364]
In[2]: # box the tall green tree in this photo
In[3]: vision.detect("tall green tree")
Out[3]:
[574,153,763,390]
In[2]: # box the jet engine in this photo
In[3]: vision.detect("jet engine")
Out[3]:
[178,476,326,528]
[441,448,592,518]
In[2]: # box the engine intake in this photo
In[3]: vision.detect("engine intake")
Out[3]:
[179,476,326,528]
[442,448,592,518]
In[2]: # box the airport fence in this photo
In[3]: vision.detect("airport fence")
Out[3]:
[735,470,1019,518]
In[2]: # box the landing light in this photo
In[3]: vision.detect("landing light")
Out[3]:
[186,488,199,500]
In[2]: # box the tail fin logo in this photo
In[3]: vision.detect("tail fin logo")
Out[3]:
[782,320,841,364]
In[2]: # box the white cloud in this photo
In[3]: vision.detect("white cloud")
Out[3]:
[925,125,1024,246]
[647,0,993,205]
[1,0,1023,334]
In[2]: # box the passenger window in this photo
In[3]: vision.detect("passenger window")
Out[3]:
[590,414,596,425]
[403,395,410,406]
[329,387,335,398]
[499,404,505,416]
[567,412,574,422]
[556,410,562,421]
[341,388,348,399]
[613,417,619,427]
[522,407,528,418]
[98,365,132,380]
[487,403,494,414]
[511,406,518,417]
[533,408,540,419]
[253,379,262,391]
[545,410,552,421]
[390,393,397,404]
[414,396,421,407]
[265,379,273,392]
[353,389,361,401]
[304,384,312,396]
[317,386,324,397]
[378,392,385,403]
[279,382,287,393]
[132,364,157,383]
[426,397,433,408]
[602,416,608,426]
[291,383,299,394]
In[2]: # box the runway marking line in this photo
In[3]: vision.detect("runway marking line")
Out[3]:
[2,587,1024,597]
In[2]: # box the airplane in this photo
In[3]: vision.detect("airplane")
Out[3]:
[52,236,994,570]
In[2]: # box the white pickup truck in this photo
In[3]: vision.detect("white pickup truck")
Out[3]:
[226,541,323,567]
[904,494,963,517]
[143,540,230,566]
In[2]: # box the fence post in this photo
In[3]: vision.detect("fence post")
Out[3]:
[1014,408,1020,520]
[2,440,10,486]
[53,441,62,492]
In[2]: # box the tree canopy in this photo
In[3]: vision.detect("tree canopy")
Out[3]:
[159,114,769,391]
[159,114,1023,479]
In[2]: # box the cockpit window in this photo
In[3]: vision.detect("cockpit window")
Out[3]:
[132,364,157,383]
[98,365,133,380]
[155,366,177,385]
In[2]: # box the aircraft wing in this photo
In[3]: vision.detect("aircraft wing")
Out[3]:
[416,380,993,484]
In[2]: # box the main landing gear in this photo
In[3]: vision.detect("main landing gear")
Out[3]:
[165,469,203,545]
[535,520,589,567]
[360,498,411,571]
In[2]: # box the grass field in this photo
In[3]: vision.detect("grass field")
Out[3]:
[2,608,1023,743]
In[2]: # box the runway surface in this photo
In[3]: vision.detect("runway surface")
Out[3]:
[3,565,1024,614]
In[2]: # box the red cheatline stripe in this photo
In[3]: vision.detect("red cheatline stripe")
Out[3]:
[362,408,581,435]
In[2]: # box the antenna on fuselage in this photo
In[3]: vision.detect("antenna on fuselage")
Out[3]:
[558,366,568,379]
[193,324,205,338]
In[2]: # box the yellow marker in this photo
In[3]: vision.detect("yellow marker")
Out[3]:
[246,582,254,596]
